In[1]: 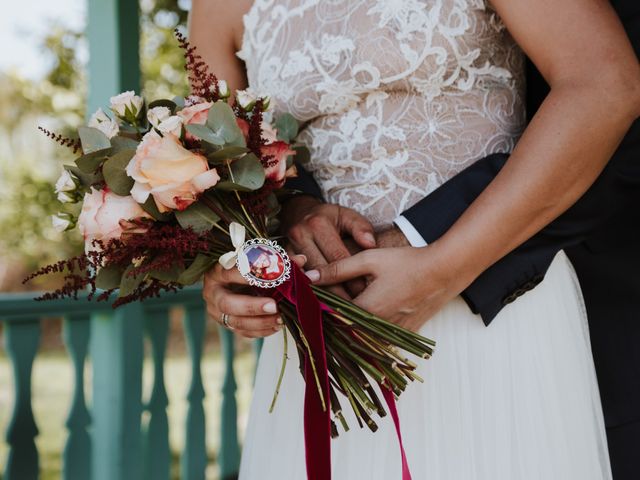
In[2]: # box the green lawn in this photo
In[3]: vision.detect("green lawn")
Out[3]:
[0,348,257,480]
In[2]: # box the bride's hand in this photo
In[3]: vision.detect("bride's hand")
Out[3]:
[305,245,468,332]
[203,254,307,338]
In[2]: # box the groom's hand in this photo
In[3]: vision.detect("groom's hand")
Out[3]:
[281,195,377,297]
[305,246,466,332]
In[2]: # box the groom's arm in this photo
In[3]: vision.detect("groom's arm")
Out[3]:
[398,148,629,325]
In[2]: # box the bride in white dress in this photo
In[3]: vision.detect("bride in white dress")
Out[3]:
[191,0,640,478]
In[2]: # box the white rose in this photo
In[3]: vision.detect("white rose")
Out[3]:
[218,80,230,98]
[52,213,75,232]
[110,90,144,118]
[55,170,78,193]
[236,88,259,111]
[147,106,171,128]
[88,108,119,139]
[157,115,183,137]
[57,191,78,203]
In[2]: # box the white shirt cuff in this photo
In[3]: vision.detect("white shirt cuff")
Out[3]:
[394,215,428,247]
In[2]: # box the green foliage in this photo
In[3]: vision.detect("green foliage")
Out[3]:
[216,154,266,192]
[175,202,221,234]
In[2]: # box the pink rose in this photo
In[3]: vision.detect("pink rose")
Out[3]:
[126,131,220,212]
[178,102,212,141]
[261,141,296,186]
[78,187,151,252]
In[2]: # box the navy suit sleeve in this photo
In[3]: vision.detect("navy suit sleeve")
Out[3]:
[402,150,629,325]
[284,164,325,200]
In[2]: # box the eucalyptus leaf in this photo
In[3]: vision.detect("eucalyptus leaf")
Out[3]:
[206,101,246,147]
[103,149,136,196]
[141,197,172,221]
[64,164,102,188]
[95,265,124,290]
[119,264,145,297]
[275,113,299,142]
[78,126,111,154]
[206,146,250,163]
[148,99,177,113]
[215,153,265,192]
[75,148,112,174]
[185,124,225,145]
[175,202,221,233]
[177,254,217,285]
[111,136,139,153]
[148,264,185,283]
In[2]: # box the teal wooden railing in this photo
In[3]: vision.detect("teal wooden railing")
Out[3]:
[0,287,245,480]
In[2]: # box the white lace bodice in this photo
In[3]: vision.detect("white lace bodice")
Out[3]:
[238,0,526,228]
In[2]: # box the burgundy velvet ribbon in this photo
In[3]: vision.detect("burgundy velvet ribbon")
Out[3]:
[271,264,412,480]
[274,264,332,480]
[382,387,413,480]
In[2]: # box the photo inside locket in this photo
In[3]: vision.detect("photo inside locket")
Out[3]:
[244,245,286,282]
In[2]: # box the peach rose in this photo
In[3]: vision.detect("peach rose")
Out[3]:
[126,130,220,212]
[78,187,151,252]
[262,141,297,186]
[178,102,213,141]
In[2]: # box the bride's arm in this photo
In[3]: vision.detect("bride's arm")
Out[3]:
[307,0,640,330]
[437,0,640,287]
[188,0,252,94]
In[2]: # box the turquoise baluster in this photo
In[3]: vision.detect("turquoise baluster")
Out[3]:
[142,307,170,480]
[219,327,241,480]
[90,303,144,480]
[181,305,208,480]
[62,314,92,480]
[3,319,40,480]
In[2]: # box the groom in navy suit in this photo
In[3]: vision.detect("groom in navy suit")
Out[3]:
[284,2,640,478]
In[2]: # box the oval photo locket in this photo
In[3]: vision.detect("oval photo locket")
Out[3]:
[239,239,291,288]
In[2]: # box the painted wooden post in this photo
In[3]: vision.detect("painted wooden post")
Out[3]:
[86,1,143,479]
[62,314,92,480]
[3,319,40,480]
[181,305,208,480]
[86,0,141,115]
[219,327,241,480]
[142,308,171,480]
[90,304,144,480]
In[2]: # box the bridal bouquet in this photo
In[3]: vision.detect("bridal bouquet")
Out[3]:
[27,31,433,479]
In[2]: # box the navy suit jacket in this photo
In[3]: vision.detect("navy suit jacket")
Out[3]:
[286,2,640,431]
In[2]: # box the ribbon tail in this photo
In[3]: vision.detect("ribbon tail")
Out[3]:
[381,387,412,480]
[276,265,332,480]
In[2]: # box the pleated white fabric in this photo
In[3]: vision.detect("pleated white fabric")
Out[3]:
[239,252,612,480]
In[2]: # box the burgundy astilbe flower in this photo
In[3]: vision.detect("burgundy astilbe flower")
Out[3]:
[38,126,82,154]
[175,29,221,102]
[24,221,224,307]
[247,99,267,159]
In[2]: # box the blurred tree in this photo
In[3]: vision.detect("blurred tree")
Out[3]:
[0,0,191,289]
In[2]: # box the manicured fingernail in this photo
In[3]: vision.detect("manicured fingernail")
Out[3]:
[263,302,277,313]
[298,254,307,263]
[364,232,376,246]
[276,317,283,325]
[305,270,320,282]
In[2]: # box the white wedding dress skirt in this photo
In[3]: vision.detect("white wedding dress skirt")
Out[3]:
[239,252,612,479]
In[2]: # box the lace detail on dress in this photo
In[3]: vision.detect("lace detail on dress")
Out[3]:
[238,0,526,228]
